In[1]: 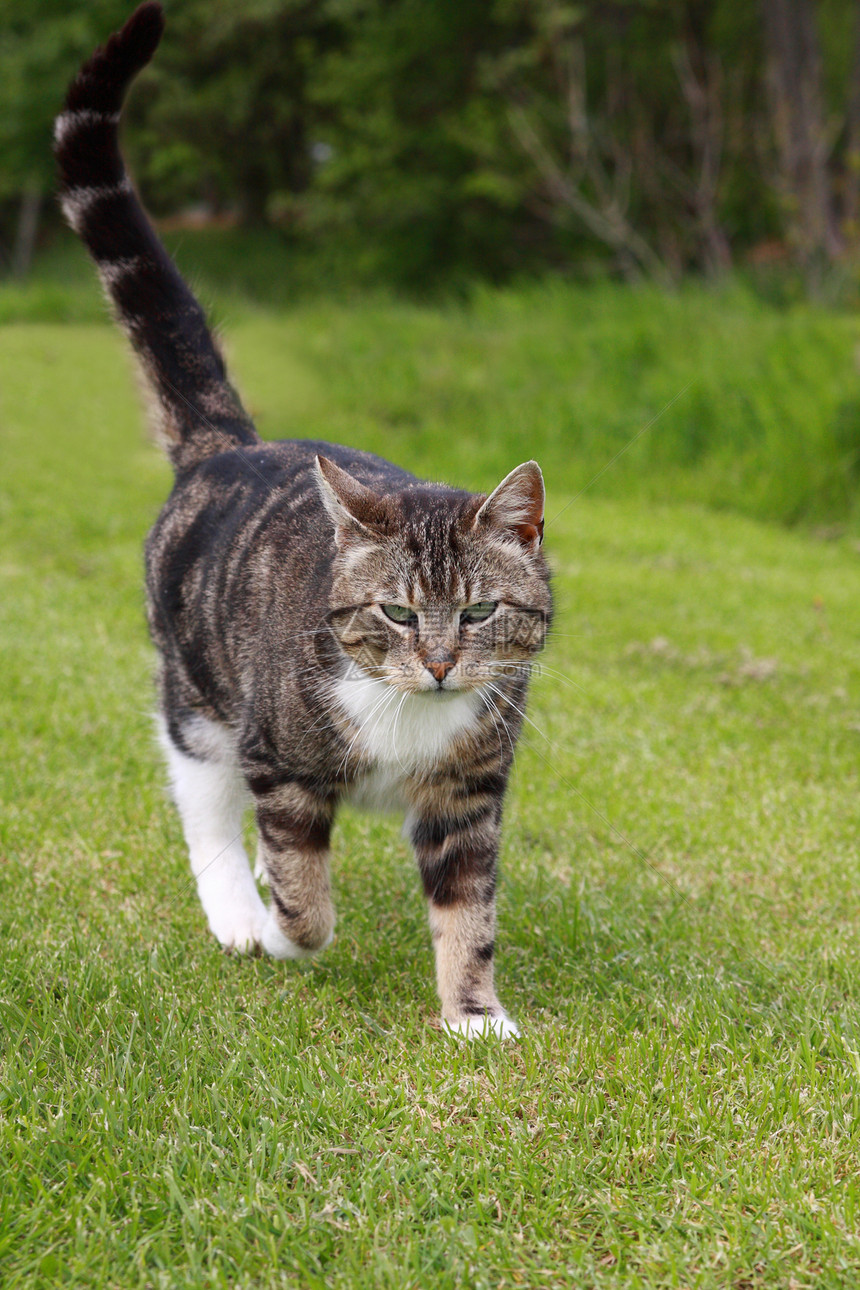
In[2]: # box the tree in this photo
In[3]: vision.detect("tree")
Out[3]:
[128,0,339,223]
[3,0,860,287]
[0,0,131,273]
[761,0,841,277]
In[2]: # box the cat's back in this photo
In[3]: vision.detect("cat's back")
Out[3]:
[147,435,416,571]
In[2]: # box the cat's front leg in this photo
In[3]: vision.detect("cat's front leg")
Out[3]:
[159,716,268,953]
[410,796,519,1039]
[249,779,337,960]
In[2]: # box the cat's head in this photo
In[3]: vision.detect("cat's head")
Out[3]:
[316,455,551,695]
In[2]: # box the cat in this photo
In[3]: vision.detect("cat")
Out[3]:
[54,2,551,1039]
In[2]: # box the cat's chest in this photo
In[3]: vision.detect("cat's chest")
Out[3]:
[334,674,483,810]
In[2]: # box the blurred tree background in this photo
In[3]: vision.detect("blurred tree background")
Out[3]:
[3,0,860,291]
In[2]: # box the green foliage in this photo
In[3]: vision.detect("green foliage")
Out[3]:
[306,0,545,285]
[0,0,127,196]
[3,0,858,284]
[3,305,860,1285]
[128,0,340,220]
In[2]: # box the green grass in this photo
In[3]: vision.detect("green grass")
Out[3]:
[3,288,860,1286]
[9,231,860,527]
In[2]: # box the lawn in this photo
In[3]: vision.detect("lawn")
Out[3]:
[2,279,860,1287]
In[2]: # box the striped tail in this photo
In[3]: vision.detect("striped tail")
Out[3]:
[53,1,259,473]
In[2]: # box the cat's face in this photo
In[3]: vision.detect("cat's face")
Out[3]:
[318,458,551,695]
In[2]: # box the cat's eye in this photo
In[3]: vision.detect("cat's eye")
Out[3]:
[460,602,497,623]
[381,604,418,625]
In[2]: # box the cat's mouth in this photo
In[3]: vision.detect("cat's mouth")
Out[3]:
[368,669,479,697]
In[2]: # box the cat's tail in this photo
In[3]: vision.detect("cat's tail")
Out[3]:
[53,1,259,474]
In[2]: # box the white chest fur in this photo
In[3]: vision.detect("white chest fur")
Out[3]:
[333,673,483,808]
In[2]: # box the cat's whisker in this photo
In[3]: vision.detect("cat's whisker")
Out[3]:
[480,692,505,761]
[296,708,339,742]
[528,665,594,697]
[389,691,411,774]
[287,664,342,684]
[335,724,367,781]
[543,629,601,639]
[335,685,399,779]
[336,710,380,779]
[482,690,515,762]
[485,681,550,748]
[365,686,401,749]
[501,699,550,748]
[287,627,339,639]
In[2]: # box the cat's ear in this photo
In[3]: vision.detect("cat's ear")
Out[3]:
[314,455,387,547]
[473,461,545,550]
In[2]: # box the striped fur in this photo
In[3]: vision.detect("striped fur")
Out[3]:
[54,2,256,472]
[56,4,552,1038]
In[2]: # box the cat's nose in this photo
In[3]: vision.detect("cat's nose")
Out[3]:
[425,657,455,683]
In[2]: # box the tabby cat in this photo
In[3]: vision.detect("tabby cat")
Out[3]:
[55,2,551,1038]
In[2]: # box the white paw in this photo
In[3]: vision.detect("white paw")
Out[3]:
[204,890,268,954]
[444,1013,521,1041]
[260,910,333,961]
